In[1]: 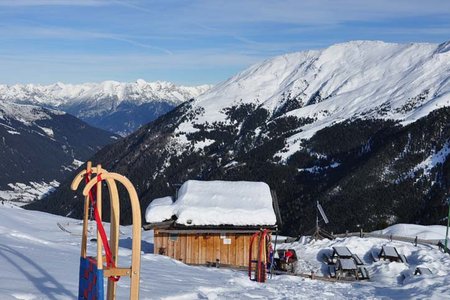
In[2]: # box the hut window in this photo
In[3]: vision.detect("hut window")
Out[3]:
[169,233,178,241]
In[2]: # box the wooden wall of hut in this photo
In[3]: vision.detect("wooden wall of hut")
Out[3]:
[153,229,262,267]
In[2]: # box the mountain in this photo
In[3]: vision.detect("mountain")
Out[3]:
[0,80,211,135]
[0,102,119,205]
[29,41,450,235]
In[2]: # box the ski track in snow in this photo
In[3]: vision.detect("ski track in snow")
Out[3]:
[0,206,450,299]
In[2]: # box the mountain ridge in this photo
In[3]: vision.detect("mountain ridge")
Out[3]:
[0,79,212,135]
[30,40,450,235]
[176,40,449,160]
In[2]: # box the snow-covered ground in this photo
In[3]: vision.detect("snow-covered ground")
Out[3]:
[372,223,449,241]
[1,206,449,299]
[279,234,450,299]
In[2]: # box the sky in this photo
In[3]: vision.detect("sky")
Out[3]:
[0,0,449,86]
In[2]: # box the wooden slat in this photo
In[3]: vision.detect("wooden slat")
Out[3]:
[168,239,174,259]
[153,229,159,254]
[213,235,221,263]
[199,234,206,264]
[197,235,203,264]
[162,233,168,254]
[206,234,214,263]
[186,235,192,264]
[230,234,237,266]
[243,235,249,267]
[192,235,199,264]
[236,234,244,267]
[104,267,131,277]
[220,234,228,264]
[176,235,182,261]
[179,235,186,262]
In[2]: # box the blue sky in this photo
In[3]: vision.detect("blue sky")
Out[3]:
[0,0,449,86]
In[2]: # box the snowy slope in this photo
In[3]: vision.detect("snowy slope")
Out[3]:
[1,206,450,299]
[0,102,65,124]
[175,40,450,160]
[0,102,118,204]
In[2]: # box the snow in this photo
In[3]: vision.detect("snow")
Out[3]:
[144,196,174,223]
[278,234,450,299]
[172,40,450,161]
[0,181,60,206]
[145,180,277,226]
[0,102,57,125]
[38,127,54,137]
[1,206,450,299]
[372,223,449,242]
[0,80,212,110]
[299,162,340,173]
[193,138,215,151]
[72,159,84,168]
[414,142,450,176]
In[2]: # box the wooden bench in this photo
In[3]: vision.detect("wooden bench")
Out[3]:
[379,246,407,263]
[357,266,370,280]
[352,254,364,265]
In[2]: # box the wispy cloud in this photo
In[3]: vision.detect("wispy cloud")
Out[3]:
[0,25,173,54]
[0,0,449,84]
[0,0,108,6]
[0,49,262,85]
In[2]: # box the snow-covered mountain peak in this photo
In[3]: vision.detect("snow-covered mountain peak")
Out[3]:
[0,80,212,107]
[176,40,449,159]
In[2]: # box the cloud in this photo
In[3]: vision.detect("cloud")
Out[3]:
[0,0,448,84]
[0,25,173,54]
[116,0,450,27]
[0,48,266,85]
[0,0,107,6]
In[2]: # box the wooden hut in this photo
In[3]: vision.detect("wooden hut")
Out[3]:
[143,180,281,267]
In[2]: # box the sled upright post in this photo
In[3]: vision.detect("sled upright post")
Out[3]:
[71,161,142,300]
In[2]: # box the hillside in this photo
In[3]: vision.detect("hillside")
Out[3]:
[0,80,211,135]
[0,102,118,205]
[30,41,450,235]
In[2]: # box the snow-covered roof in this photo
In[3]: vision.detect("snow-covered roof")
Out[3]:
[145,180,277,227]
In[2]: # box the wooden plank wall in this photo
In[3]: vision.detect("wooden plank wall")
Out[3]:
[153,230,261,267]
